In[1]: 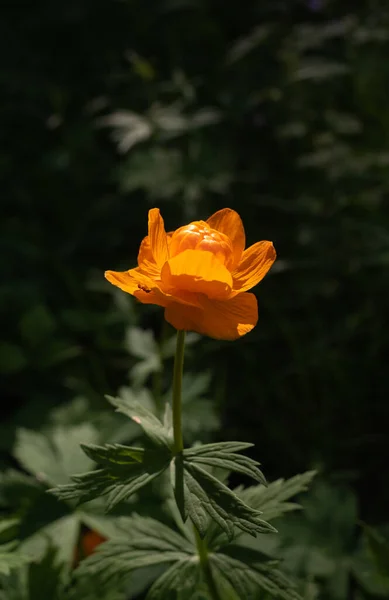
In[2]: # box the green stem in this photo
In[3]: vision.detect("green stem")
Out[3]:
[172,329,186,454]
[194,527,221,600]
[171,329,220,599]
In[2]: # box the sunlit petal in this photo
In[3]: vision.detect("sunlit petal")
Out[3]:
[232,241,276,294]
[207,208,246,269]
[164,292,258,340]
[161,249,232,300]
[148,208,169,270]
[137,235,160,279]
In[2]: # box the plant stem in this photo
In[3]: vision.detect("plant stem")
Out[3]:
[172,329,186,454]
[194,526,221,600]
[171,329,220,599]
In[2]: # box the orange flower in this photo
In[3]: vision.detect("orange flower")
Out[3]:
[105,208,276,340]
[81,530,106,556]
[73,529,106,566]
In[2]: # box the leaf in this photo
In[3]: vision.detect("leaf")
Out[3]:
[185,441,266,485]
[211,553,301,600]
[26,542,67,600]
[106,394,173,449]
[118,148,183,197]
[76,516,192,588]
[176,457,276,540]
[19,515,80,574]
[0,543,30,576]
[362,524,389,575]
[146,558,203,600]
[49,443,171,510]
[14,425,98,486]
[126,327,159,360]
[100,110,152,153]
[235,471,316,522]
[163,373,219,442]
[125,327,162,386]
[0,470,42,510]
[352,525,389,597]
[0,519,20,543]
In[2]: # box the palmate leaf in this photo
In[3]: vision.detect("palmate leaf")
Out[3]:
[146,558,205,600]
[0,543,30,576]
[206,471,316,551]
[106,394,173,449]
[14,424,98,487]
[176,457,276,540]
[235,471,317,522]
[19,515,80,575]
[211,553,301,600]
[49,443,171,510]
[76,515,193,588]
[184,442,266,485]
[0,543,67,600]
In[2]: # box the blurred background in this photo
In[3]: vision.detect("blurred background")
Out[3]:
[1,0,389,596]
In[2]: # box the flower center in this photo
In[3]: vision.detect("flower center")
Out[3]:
[169,221,234,271]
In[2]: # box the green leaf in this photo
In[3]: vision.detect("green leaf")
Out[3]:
[235,471,316,521]
[49,444,171,510]
[19,515,80,574]
[0,543,30,576]
[106,394,173,449]
[352,525,389,597]
[185,442,266,485]
[126,327,159,360]
[126,327,162,386]
[76,515,192,588]
[362,524,389,575]
[211,568,241,600]
[0,470,42,510]
[27,542,67,600]
[211,553,301,600]
[146,558,204,600]
[163,373,219,443]
[125,327,162,386]
[176,456,276,540]
[14,425,98,486]
[0,519,20,544]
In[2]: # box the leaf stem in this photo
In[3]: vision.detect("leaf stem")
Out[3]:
[172,329,186,454]
[194,526,221,600]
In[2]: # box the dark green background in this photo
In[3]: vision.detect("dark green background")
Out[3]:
[1,0,388,525]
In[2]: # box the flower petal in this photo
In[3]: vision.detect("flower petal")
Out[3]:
[232,241,276,294]
[148,208,169,270]
[164,292,258,340]
[137,235,160,279]
[105,268,202,308]
[207,208,246,269]
[160,249,232,300]
[105,268,168,307]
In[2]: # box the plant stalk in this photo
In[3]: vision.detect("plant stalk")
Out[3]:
[171,330,220,599]
[172,329,186,454]
[194,527,221,600]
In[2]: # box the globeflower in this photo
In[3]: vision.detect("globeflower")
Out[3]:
[105,208,276,340]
